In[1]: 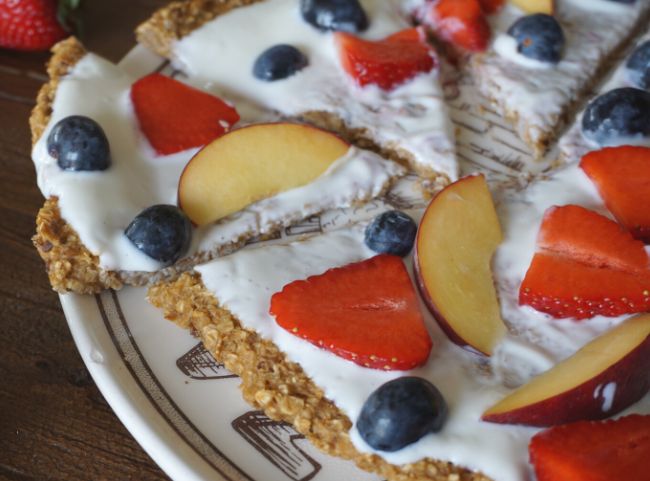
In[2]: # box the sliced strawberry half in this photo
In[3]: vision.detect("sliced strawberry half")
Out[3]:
[269,254,432,370]
[131,73,240,156]
[520,253,650,319]
[520,205,650,319]
[334,27,437,91]
[580,146,650,243]
[530,415,650,481]
[427,0,492,52]
[537,205,649,272]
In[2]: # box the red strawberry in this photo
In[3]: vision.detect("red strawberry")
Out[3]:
[0,0,75,51]
[131,73,240,156]
[269,254,432,371]
[529,415,650,481]
[478,0,505,14]
[428,0,492,52]
[537,205,649,273]
[520,253,650,319]
[580,146,650,243]
[520,205,650,319]
[334,27,437,91]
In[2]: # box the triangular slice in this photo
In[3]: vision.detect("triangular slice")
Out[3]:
[520,205,650,319]
[469,0,650,157]
[30,39,404,293]
[580,146,650,243]
[270,254,432,371]
[136,0,457,185]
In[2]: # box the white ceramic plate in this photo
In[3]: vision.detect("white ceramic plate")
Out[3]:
[61,287,385,481]
[58,43,556,481]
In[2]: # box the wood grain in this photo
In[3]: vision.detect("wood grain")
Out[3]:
[0,2,171,480]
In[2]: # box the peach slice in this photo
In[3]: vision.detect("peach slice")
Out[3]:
[178,123,350,226]
[510,0,554,14]
[414,175,507,356]
[483,314,650,426]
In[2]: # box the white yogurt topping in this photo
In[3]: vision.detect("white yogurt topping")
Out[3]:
[194,164,650,481]
[475,0,650,148]
[32,53,404,273]
[171,0,457,180]
[492,34,555,70]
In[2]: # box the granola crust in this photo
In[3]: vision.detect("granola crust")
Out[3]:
[148,273,493,481]
[135,0,264,58]
[135,0,451,188]
[29,37,122,294]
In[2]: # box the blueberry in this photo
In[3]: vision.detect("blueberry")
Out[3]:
[253,45,309,81]
[47,115,111,171]
[125,205,192,265]
[357,377,448,452]
[626,40,650,90]
[507,14,565,64]
[582,87,650,146]
[300,0,368,33]
[365,211,417,257]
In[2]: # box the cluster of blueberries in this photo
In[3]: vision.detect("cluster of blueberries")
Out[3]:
[253,0,367,81]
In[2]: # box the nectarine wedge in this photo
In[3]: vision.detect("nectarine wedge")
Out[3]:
[178,123,350,226]
[414,175,507,356]
[483,314,650,426]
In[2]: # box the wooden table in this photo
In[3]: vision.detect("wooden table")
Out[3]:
[0,2,172,479]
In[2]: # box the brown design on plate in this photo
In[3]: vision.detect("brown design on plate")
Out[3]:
[176,342,237,380]
[232,410,321,481]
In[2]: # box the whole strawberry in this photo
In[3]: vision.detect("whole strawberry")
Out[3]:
[0,0,79,51]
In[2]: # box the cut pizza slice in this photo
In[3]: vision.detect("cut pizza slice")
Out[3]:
[469,0,650,158]
[136,0,457,187]
[30,38,404,293]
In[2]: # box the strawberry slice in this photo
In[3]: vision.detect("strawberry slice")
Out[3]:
[428,0,491,52]
[269,254,432,370]
[530,415,650,481]
[580,146,650,243]
[0,0,72,52]
[537,205,649,273]
[478,0,505,14]
[520,253,650,319]
[131,73,240,156]
[334,27,437,91]
[520,205,650,319]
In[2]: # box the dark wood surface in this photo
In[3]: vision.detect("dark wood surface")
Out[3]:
[0,2,173,480]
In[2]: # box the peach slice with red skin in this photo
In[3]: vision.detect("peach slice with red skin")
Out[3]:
[483,314,650,426]
[178,123,350,226]
[414,174,507,356]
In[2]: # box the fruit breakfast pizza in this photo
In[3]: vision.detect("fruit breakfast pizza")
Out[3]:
[27,0,650,480]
